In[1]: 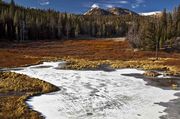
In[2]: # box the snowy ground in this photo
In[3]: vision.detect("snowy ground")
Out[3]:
[13,62,180,119]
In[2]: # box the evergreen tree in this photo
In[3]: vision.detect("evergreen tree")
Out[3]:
[159,9,167,48]
[0,1,179,52]
[144,21,156,50]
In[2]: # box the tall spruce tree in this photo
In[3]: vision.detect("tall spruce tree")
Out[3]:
[159,9,167,48]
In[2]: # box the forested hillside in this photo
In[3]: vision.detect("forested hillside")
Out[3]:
[0,0,135,41]
[128,7,180,51]
[0,0,180,51]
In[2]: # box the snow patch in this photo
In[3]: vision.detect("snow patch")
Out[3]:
[13,62,180,119]
[91,4,99,9]
[139,11,161,16]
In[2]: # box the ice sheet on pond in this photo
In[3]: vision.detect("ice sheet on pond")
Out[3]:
[13,62,180,119]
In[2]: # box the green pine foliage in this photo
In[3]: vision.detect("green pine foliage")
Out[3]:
[128,6,180,51]
[0,1,180,51]
[0,1,131,41]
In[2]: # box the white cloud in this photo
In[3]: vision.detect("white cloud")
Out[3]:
[106,4,114,8]
[119,1,129,4]
[88,0,128,9]
[39,0,50,6]
[100,0,129,4]
[131,4,139,8]
[131,0,145,9]
[91,3,100,8]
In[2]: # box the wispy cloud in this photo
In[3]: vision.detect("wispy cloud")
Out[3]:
[83,0,146,9]
[98,0,129,5]
[105,4,114,8]
[85,0,129,8]
[131,4,139,9]
[119,1,129,4]
[39,0,50,6]
[131,0,146,9]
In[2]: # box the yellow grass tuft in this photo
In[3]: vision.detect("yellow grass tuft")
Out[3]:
[0,72,59,119]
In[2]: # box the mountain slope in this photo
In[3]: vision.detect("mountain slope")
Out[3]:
[84,7,138,16]
[84,7,113,16]
[108,7,138,16]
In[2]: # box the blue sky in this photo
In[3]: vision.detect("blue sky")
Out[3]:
[3,0,180,14]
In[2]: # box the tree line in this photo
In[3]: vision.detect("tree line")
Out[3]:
[0,0,135,42]
[128,6,180,51]
[0,0,180,51]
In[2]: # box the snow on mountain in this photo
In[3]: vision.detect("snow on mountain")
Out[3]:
[84,7,138,16]
[139,11,162,16]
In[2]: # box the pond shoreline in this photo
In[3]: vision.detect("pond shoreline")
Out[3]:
[0,72,59,119]
[12,61,180,119]
[1,61,180,119]
[122,73,180,119]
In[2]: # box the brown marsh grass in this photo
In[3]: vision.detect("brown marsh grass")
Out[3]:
[0,39,180,73]
[0,72,59,119]
[0,39,180,118]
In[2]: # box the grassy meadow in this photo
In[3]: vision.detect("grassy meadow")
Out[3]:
[0,39,180,118]
[0,39,179,75]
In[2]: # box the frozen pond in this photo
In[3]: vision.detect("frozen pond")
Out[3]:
[13,62,179,119]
